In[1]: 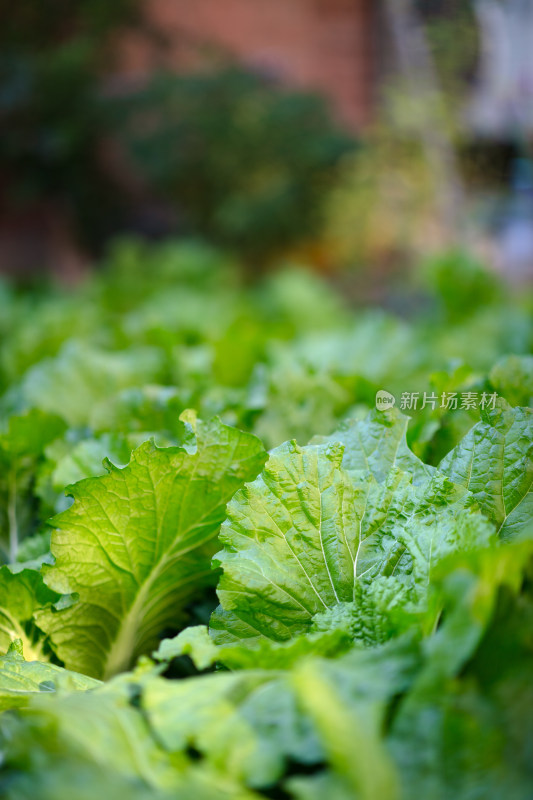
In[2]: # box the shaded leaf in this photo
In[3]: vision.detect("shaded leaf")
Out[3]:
[154,624,351,671]
[141,669,321,788]
[0,566,59,659]
[0,643,100,709]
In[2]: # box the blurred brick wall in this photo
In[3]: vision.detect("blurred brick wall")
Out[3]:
[120,0,375,129]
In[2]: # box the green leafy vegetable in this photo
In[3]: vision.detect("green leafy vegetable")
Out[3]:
[313,407,432,484]
[211,427,493,647]
[0,410,66,561]
[0,641,100,709]
[489,355,533,407]
[0,242,532,800]
[5,342,164,427]
[35,414,266,678]
[154,624,351,670]
[390,538,533,799]
[0,567,59,659]
[140,669,322,788]
[439,401,533,539]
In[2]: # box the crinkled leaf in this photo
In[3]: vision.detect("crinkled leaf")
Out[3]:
[35,414,266,678]
[212,438,490,646]
[439,402,533,539]
[313,407,433,484]
[212,440,359,644]
[310,577,419,647]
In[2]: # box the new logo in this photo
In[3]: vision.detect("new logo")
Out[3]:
[375,390,396,411]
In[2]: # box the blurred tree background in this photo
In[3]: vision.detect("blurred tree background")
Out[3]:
[0,1,142,253]
[114,69,354,263]
[0,0,532,286]
[0,0,355,273]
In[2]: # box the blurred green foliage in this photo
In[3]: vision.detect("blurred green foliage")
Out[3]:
[421,249,502,323]
[0,0,141,248]
[115,69,355,261]
[0,239,531,511]
[0,3,355,262]
[0,2,139,48]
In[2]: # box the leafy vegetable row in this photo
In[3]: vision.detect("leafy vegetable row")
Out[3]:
[1,398,531,799]
[0,244,532,799]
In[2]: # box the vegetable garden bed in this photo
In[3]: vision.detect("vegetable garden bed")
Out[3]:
[0,241,532,800]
